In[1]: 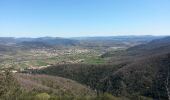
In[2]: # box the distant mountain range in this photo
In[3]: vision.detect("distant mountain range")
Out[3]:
[0,37,80,49]
[72,35,163,41]
[0,36,163,50]
[17,37,80,49]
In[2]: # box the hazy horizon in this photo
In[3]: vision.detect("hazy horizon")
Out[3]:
[0,34,169,38]
[0,33,169,38]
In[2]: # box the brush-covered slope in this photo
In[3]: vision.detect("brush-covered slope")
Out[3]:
[101,37,170,99]
[36,37,170,99]
[102,53,170,99]
[103,36,170,63]
[15,73,96,97]
[127,36,170,56]
[35,53,170,99]
[35,64,125,91]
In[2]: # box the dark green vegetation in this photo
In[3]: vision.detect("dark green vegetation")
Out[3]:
[0,69,130,100]
[0,36,169,100]
[34,64,125,90]
[35,37,170,100]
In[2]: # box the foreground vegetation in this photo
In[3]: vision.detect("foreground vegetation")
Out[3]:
[0,69,155,100]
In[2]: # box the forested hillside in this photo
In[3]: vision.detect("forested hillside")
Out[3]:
[36,37,170,100]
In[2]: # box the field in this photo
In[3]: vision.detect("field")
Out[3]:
[0,45,129,71]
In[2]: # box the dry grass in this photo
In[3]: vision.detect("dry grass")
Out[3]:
[15,73,96,96]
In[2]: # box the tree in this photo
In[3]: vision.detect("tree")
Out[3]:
[165,67,170,100]
[0,68,22,100]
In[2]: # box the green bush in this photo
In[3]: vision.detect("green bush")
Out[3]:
[35,93,50,100]
[94,93,122,100]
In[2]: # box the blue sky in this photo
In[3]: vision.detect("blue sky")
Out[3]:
[0,0,170,37]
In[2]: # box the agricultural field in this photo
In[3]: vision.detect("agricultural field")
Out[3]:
[0,47,114,70]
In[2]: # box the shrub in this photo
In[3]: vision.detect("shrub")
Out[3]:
[0,69,22,100]
[35,93,50,100]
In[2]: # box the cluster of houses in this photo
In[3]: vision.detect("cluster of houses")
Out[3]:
[30,48,90,57]
[1,48,92,74]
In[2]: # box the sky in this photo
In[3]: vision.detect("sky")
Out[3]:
[0,0,170,37]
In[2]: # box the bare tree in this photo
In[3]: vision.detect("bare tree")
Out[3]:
[165,67,170,100]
